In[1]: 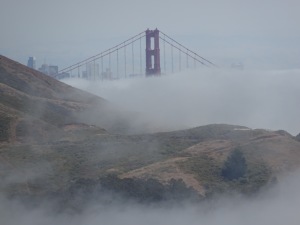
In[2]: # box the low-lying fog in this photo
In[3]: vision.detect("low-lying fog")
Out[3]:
[64,68,300,136]
[2,69,299,225]
[1,171,300,225]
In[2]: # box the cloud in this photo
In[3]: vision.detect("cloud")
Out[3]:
[1,170,300,225]
[63,68,300,135]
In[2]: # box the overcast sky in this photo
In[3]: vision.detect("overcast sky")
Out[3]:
[1,0,300,70]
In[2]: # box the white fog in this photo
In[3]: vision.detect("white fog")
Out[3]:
[63,69,300,136]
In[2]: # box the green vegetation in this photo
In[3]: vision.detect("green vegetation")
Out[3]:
[179,147,272,195]
[69,175,200,203]
[221,148,247,180]
[179,154,226,194]
[0,116,12,141]
[1,55,299,206]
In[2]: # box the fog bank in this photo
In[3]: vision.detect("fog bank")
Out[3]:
[1,171,300,225]
[63,69,300,135]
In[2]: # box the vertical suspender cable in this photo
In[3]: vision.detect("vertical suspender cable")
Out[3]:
[178,48,181,72]
[85,62,88,80]
[163,34,166,74]
[140,35,142,75]
[93,59,96,80]
[78,64,80,78]
[171,45,174,73]
[132,42,134,75]
[109,51,111,78]
[186,49,189,69]
[117,48,119,79]
[101,54,103,80]
[124,42,127,78]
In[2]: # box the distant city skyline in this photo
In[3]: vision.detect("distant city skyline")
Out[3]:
[29,56,114,80]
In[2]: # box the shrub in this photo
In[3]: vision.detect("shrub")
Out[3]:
[221,148,247,180]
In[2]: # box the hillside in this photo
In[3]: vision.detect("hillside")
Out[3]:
[1,55,300,208]
[0,55,145,143]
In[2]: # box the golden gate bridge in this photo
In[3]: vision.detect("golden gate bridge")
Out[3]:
[55,28,217,80]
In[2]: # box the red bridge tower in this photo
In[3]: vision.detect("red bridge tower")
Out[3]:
[145,29,161,76]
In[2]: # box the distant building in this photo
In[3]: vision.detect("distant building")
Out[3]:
[27,57,36,69]
[49,65,58,76]
[86,63,99,79]
[38,64,50,75]
[38,64,59,77]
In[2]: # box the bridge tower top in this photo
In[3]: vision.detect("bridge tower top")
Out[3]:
[145,28,161,76]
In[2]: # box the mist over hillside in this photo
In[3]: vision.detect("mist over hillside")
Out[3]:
[63,68,300,135]
[1,55,300,225]
[1,0,300,223]
[1,171,300,225]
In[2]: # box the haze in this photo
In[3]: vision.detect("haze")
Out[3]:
[64,68,300,135]
[1,0,300,70]
[1,0,300,224]
[1,171,300,225]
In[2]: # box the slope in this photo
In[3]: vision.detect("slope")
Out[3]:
[1,55,300,206]
[0,55,137,143]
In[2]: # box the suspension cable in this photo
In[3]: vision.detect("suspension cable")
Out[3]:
[55,29,217,78]
[160,37,207,67]
[57,31,146,74]
[160,31,218,67]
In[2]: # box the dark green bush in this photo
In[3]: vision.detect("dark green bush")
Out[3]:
[221,148,247,180]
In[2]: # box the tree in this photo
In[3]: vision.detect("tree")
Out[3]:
[221,148,247,180]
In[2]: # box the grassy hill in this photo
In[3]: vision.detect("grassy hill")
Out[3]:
[0,55,145,143]
[1,55,300,208]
